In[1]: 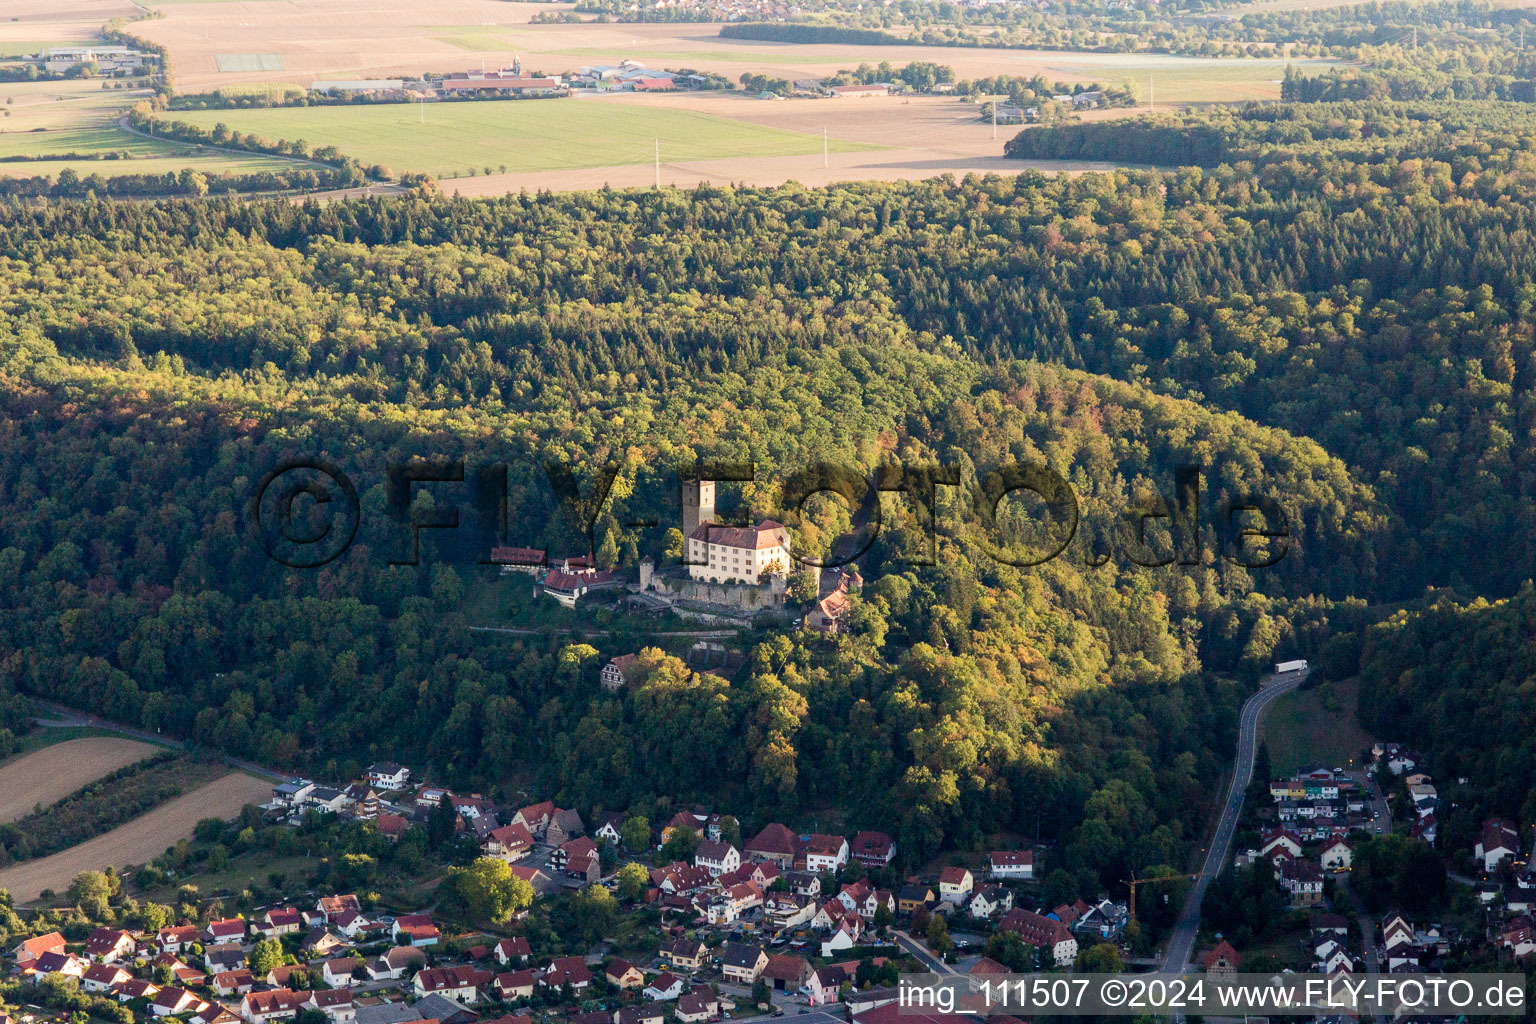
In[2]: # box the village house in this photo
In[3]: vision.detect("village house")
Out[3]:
[606,959,644,990]
[303,990,356,1022]
[414,966,492,1003]
[594,812,627,846]
[1320,837,1354,871]
[254,909,302,938]
[803,834,849,872]
[212,970,256,998]
[541,955,593,990]
[23,951,88,984]
[546,808,585,846]
[761,954,810,992]
[938,866,974,904]
[553,836,602,882]
[661,937,709,970]
[240,989,303,1024]
[82,964,133,995]
[13,932,66,963]
[821,913,864,957]
[601,654,641,693]
[85,928,137,963]
[695,839,741,876]
[367,762,411,791]
[494,969,536,1001]
[205,945,245,974]
[321,958,363,988]
[997,909,1078,967]
[392,914,441,947]
[112,979,160,1003]
[512,801,555,836]
[850,830,896,867]
[676,987,721,1023]
[1477,819,1520,871]
[896,883,935,915]
[987,850,1033,880]
[493,937,531,966]
[616,1006,665,1024]
[1280,859,1325,907]
[156,988,208,1018]
[720,942,769,984]
[745,822,799,867]
[483,822,536,862]
[1202,941,1241,976]
[157,924,201,953]
[643,971,685,1001]
[968,884,1013,919]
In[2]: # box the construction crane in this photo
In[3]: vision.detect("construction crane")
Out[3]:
[1122,872,1196,923]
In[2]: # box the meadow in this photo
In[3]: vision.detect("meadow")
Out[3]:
[161,98,880,176]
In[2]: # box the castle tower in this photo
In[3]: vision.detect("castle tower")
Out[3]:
[682,478,715,538]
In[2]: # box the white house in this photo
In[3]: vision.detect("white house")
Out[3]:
[366,763,410,791]
[803,834,849,873]
[988,850,1033,880]
[695,840,741,877]
[1320,838,1354,871]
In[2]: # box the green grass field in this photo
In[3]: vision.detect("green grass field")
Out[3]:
[1258,676,1377,776]
[161,100,881,176]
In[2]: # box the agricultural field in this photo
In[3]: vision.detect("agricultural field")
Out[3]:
[133,0,1327,101]
[0,77,300,178]
[0,772,273,902]
[0,736,160,824]
[159,98,880,177]
[0,753,229,864]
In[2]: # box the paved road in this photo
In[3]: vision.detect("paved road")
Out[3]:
[893,929,957,976]
[31,698,285,782]
[1161,669,1308,972]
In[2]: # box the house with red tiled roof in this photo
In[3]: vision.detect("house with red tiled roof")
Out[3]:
[676,986,721,1023]
[301,988,355,1021]
[413,966,491,1002]
[997,909,1077,966]
[493,969,536,1001]
[153,987,206,1018]
[685,520,791,585]
[937,867,974,903]
[745,823,799,867]
[482,822,535,862]
[1201,940,1241,976]
[606,958,644,989]
[239,988,302,1023]
[553,836,601,882]
[601,654,641,693]
[13,931,66,963]
[803,834,849,872]
[392,914,440,947]
[987,849,1033,880]
[493,937,530,966]
[82,964,132,994]
[850,831,896,867]
[84,927,137,963]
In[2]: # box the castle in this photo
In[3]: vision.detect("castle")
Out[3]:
[682,477,792,585]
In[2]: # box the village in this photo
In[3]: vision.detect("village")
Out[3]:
[0,757,1101,1024]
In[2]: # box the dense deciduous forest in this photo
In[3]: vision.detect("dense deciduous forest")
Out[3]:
[3,44,1536,890]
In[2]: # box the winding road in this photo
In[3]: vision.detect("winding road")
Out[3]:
[1161,668,1308,972]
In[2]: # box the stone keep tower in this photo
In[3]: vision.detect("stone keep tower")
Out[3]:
[682,478,716,538]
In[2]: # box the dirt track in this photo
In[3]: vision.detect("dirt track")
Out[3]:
[0,738,162,824]
[0,773,273,901]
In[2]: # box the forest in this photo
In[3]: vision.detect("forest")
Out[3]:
[1,51,1535,894]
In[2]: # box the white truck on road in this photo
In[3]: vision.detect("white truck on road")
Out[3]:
[1275,659,1309,674]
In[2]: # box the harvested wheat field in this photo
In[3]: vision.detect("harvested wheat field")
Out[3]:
[0,772,272,901]
[0,737,161,824]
